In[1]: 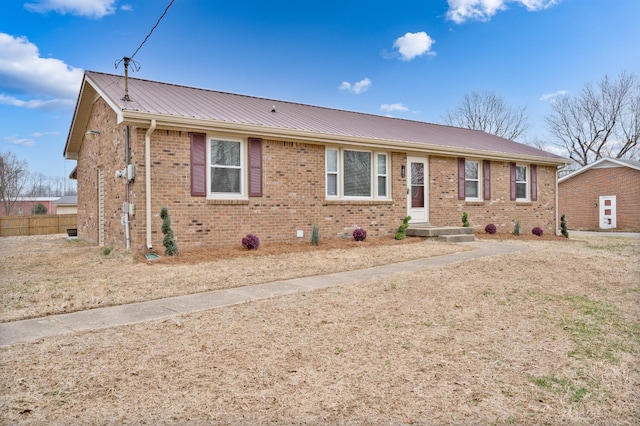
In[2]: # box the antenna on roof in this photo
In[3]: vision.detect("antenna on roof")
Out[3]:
[113,0,175,101]
[114,57,140,101]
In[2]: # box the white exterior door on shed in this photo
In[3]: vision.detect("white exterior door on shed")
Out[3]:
[407,157,429,223]
[599,195,616,229]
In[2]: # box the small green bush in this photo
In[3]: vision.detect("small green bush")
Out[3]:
[513,221,521,236]
[160,207,179,256]
[395,216,411,240]
[462,212,470,227]
[311,222,320,246]
[561,214,569,238]
[31,202,47,215]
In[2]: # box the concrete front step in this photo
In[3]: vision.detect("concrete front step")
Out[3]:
[406,226,474,237]
[437,234,476,243]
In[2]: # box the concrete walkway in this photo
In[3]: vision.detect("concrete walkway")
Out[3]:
[0,241,528,347]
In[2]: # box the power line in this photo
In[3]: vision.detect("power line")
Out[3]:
[130,0,175,60]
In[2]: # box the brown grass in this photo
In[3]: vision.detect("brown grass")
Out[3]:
[1,233,638,424]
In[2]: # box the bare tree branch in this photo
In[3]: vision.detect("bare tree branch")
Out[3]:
[0,152,30,215]
[545,71,640,166]
[443,91,529,140]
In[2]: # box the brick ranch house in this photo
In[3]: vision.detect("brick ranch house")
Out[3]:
[63,71,568,253]
[558,157,640,232]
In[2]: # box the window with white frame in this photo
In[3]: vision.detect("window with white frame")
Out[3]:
[209,138,244,197]
[464,160,480,200]
[326,148,389,199]
[516,165,528,200]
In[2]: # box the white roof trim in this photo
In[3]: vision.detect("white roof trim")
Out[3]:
[558,157,640,183]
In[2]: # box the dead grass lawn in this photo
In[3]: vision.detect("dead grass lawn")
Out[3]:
[0,233,638,424]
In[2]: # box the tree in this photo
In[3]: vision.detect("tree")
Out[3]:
[545,71,640,166]
[443,91,529,140]
[0,152,29,215]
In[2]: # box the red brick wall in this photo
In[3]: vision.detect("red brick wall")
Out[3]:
[75,101,560,252]
[429,156,558,235]
[131,133,408,251]
[76,98,131,247]
[558,166,640,231]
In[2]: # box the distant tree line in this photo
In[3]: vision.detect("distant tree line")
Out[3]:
[443,71,639,172]
[0,151,77,215]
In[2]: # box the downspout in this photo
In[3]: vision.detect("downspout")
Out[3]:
[555,165,561,235]
[145,119,157,250]
[124,126,131,251]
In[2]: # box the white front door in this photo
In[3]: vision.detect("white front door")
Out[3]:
[407,157,429,223]
[599,195,617,229]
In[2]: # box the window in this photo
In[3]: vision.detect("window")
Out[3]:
[210,139,242,195]
[516,165,528,200]
[326,148,389,199]
[189,134,262,199]
[464,160,480,200]
[377,154,388,197]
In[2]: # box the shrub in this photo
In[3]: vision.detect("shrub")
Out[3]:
[484,224,497,234]
[395,216,411,240]
[160,207,179,256]
[513,221,521,236]
[353,228,367,241]
[532,226,544,237]
[561,214,569,238]
[242,233,260,250]
[31,202,47,215]
[311,222,320,246]
[462,212,470,227]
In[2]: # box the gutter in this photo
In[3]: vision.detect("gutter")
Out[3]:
[145,119,157,250]
[120,112,568,167]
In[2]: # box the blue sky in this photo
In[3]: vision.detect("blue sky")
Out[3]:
[1,0,639,180]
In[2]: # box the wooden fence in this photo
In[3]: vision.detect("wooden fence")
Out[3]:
[0,214,78,237]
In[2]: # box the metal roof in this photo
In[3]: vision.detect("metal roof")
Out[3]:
[65,71,567,164]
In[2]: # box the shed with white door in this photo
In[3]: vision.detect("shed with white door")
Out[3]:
[558,157,640,232]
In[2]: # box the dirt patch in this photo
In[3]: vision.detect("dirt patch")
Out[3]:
[1,234,638,424]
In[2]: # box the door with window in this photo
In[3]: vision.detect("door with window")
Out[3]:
[599,196,616,229]
[407,157,428,223]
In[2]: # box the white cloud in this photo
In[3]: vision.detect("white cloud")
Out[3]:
[540,89,568,102]
[24,0,116,18]
[338,78,372,94]
[3,136,36,147]
[446,0,560,24]
[393,32,436,61]
[0,33,83,110]
[380,103,409,113]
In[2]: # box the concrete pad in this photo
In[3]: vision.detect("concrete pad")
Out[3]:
[160,291,252,313]
[0,317,71,346]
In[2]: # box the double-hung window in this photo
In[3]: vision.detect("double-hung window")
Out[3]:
[515,165,528,200]
[326,148,389,199]
[209,139,243,197]
[464,160,481,200]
